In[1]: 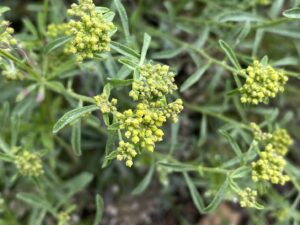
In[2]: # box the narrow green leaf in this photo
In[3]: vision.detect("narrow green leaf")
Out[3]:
[139,33,151,65]
[71,120,82,156]
[107,78,133,87]
[119,58,138,70]
[157,161,196,172]
[218,12,263,22]
[219,130,243,161]
[0,152,14,162]
[17,193,54,213]
[0,6,10,15]
[132,162,155,195]
[95,7,110,14]
[283,7,300,19]
[183,173,228,213]
[110,41,140,59]
[103,11,115,22]
[219,40,241,71]
[93,194,104,225]
[152,48,183,59]
[53,105,98,133]
[0,136,10,153]
[180,63,210,92]
[114,0,130,42]
[43,36,72,55]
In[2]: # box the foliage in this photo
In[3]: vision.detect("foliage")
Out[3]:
[1,0,300,224]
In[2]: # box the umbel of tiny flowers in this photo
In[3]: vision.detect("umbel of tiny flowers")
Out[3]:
[48,0,115,62]
[0,20,17,47]
[14,150,44,177]
[239,187,258,208]
[239,60,288,105]
[250,122,293,156]
[94,63,184,167]
[251,144,290,185]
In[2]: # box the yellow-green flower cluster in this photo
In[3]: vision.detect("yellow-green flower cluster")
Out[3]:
[48,0,115,62]
[95,63,183,167]
[94,94,117,113]
[250,123,293,156]
[250,122,272,142]
[15,150,44,177]
[0,20,17,47]
[240,60,288,104]
[250,123,292,185]
[129,64,178,100]
[116,141,137,167]
[239,188,258,208]
[252,144,290,185]
[272,129,293,156]
[0,58,24,80]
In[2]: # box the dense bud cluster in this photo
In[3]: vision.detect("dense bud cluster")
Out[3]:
[57,211,71,225]
[15,150,44,177]
[129,64,178,100]
[239,188,258,208]
[252,144,290,185]
[116,141,137,167]
[272,129,293,156]
[240,60,288,104]
[48,0,115,62]
[250,122,272,142]
[0,21,17,47]
[95,63,183,167]
[0,58,24,80]
[94,94,117,113]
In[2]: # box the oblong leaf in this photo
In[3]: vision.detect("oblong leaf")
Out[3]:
[283,7,300,19]
[53,105,98,133]
[110,41,140,59]
[93,194,104,225]
[180,64,210,92]
[183,173,228,213]
[43,36,72,55]
[219,40,241,71]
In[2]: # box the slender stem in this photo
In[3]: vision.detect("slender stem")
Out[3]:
[64,90,95,104]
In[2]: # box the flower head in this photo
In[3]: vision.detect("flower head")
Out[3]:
[0,20,17,47]
[239,187,258,208]
[94,94,117,113]
[251,144,290,185]
[47,0,115,62]
[272,129,293,156]
[15,150,44,177]
[240,60,288,104]
[129,64,178,101]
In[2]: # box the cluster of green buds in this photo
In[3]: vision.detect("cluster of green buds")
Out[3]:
[0,20,17,47]
[250,122,272,142]
[95,63,183,167]
[116,141,137,167]
[14,150,44,177]
[0,58,24,80]
[250,123,292,185]
[239,60,288,104]
[239,188,258,208]
[94,93,117,113]
[129,64,178,100]
[272,129,293,156]
[47,0,115,62]
[252,144,290,185]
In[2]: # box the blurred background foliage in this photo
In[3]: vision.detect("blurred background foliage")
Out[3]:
[1,0,300,225]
